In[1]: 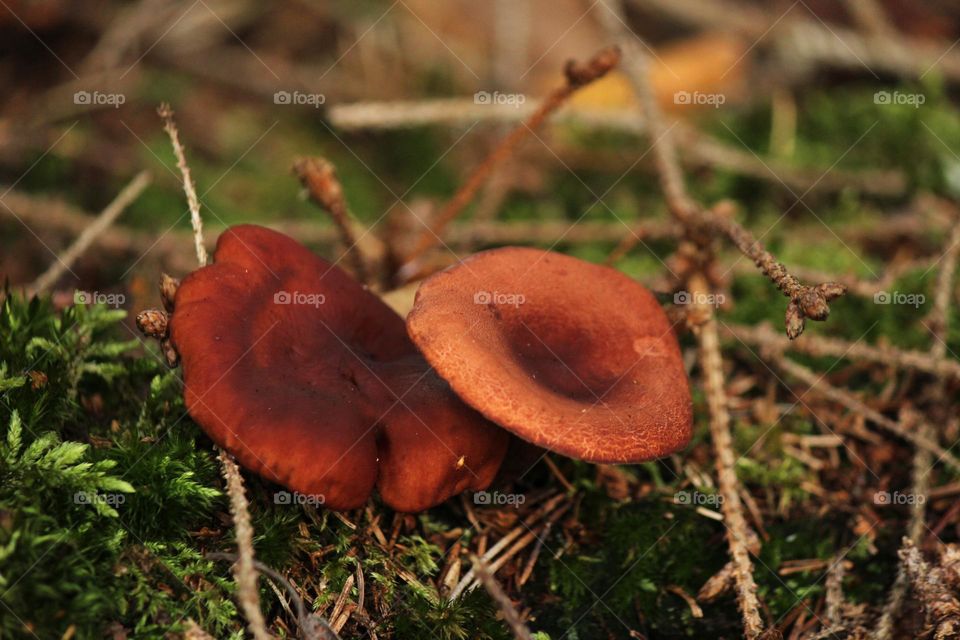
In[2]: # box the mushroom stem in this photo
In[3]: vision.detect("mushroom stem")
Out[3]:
[293,157,370,285]
[397,45,622,281]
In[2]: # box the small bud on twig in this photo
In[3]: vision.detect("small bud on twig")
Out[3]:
[160,273,180,313]
[564,45,621,86]
[785,301,805,340]
[160,337,179,368]
[294,156,369,284]
[137,309,169,339]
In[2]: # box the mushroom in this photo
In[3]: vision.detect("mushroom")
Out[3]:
[406,247,693,463]
[170,225,508,512]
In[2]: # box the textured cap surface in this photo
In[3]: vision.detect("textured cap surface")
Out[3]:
[407,247,693,463]
[171,225,508,511]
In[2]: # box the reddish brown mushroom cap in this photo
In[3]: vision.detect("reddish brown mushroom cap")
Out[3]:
[170,225,508,512]
[407,247,693,463]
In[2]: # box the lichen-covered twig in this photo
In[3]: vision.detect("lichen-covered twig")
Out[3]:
[707,208,847,340]
[398,46,622,278]
[593,4,771,635]
[158,103,208,266]
[158,104,270,640]
[471,554,534,640]
[218,451,272,640]
[28,170,151,295]
[877,205,960,639]
[597,2,846,339]
[691,276,767,640]
[899,539,960,638]
[824,554,846,629]
[293,157,369,284]
[874,422,932,640]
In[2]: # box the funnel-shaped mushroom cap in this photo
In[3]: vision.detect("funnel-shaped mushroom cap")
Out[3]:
[407,247,692,463]
[170,225,508,512]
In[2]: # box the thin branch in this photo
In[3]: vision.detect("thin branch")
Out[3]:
[293,157,369,284]
[1,188,681,271]
[722,322,960,383]
[632,0,960,82]
[843,0,896,37]
[766,352,960,473]
[878,204,960,639]
[159,103,269,639]
[208,552,341,640]
[899,539,960,638]
[593,5,770,635]
[218,450,272,640]
[824,554,846,629]
[691,276,767,640]
[158,102,207,266]
[328,99,905,198]
[397,46,622,278]
[471,554,534,640]
[28,170,151,294]
[598,1,846,338]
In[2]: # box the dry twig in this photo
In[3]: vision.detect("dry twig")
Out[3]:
[723,322,960,382]
[28,170,151,294]
[597,3,772,635]
[217,451,271,640]
[397,46,622,279]
[158,103,207,266]
[692,275,767,640]
[632,0,960,82]
[471,555,534,640]
[877,204,960,639]
[159,103,270,640]
[899,540,960,639]
[766,352,960,473]
[598,1,845,339]
[329,99,905,198]
[293,157,369,283]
